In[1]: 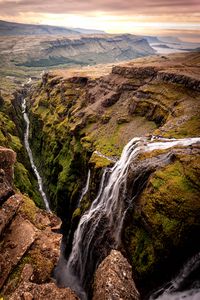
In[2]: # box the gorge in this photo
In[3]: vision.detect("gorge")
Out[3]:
[55,136,200,300]
[0,52,200,300]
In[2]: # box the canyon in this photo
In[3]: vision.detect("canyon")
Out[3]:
[0,51,200,299]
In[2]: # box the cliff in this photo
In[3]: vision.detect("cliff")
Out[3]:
[1,33,155,70]
[0,146,79,299]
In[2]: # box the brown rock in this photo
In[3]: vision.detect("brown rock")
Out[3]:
[21,264,34,282]
[0,147,16,184]
[0,194,22,236]
[23,292,33,300]
[0,215,36,289]
[10,282,79,300]
[0,147,16,204]
[0,180,14,204]
[93,250,140,300]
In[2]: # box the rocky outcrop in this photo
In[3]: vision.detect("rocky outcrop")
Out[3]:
[0,147,16,204]
[0,146,16,184]
[10,282,79,300]
[157,71,200,92]
[0,147,79,300]
[112,65,158,79]
[9,265,79,300]
[93,250,140,300]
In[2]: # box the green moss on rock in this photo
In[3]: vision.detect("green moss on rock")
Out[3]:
[123,149,200,289]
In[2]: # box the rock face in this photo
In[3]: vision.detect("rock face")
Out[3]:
[0,146,16,183]
[0,147,16,204]
[93,250,140,300]
[0,147,79,300]
[123,144,200,294]
[5,33,155,68]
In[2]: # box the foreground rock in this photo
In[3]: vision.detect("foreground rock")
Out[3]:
[93,250,140,300]
[0,147,79,299]
[0,147,16,204]
[10,264,79,300]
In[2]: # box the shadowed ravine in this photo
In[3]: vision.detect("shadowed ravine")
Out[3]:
[55,136,200,300]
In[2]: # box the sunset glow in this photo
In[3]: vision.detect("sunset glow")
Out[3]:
[0,0,200,41]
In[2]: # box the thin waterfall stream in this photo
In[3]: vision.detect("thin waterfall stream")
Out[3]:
[55,136,200,300]
[21,98,51,212]
[78,169,91,206]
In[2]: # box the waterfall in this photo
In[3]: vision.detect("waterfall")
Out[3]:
[149,251,200,300]
[21,98,51,212]
[56,136,200,299]
[78,169,91,206]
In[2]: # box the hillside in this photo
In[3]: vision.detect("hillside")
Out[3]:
[0,20,105,36]
[0,20,79,36]
[0,34,155,70]
[0,52,200,299]
[0,32,156,86]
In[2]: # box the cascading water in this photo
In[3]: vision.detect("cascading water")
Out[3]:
[55,136,200,299]
[21,98,51,212]
[149,251,200,300]
[78,169,91,206]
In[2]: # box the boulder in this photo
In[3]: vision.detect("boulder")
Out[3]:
[92,250,140,300]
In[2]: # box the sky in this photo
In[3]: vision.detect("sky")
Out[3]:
[0,0,200,41]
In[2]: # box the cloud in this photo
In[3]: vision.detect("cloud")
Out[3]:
[0,0,199,16]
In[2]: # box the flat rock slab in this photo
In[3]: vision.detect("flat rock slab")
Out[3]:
[0,194,22,236]
[0,214,37,289]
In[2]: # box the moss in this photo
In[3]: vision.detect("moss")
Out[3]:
[80,135,93,152]
[89,152,113,169]
[19,194,38,224]
[133,230,155,274]
[14,162,43,208]
[9,135,22,152]
[4,254,31,296]
[123,152,200,284]
[29,247,54,283]
[162,116,200,138]
[72,207,81,219]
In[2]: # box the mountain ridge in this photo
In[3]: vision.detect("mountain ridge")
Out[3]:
[0,19,105,36]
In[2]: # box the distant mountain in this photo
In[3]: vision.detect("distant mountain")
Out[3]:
[142,36,161,43]
[0,20,106,36]
[27,34,155,67]
[0,20,80,36]
[0,33,155,69]
[158,36,182,44]
[72,28,106,34]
